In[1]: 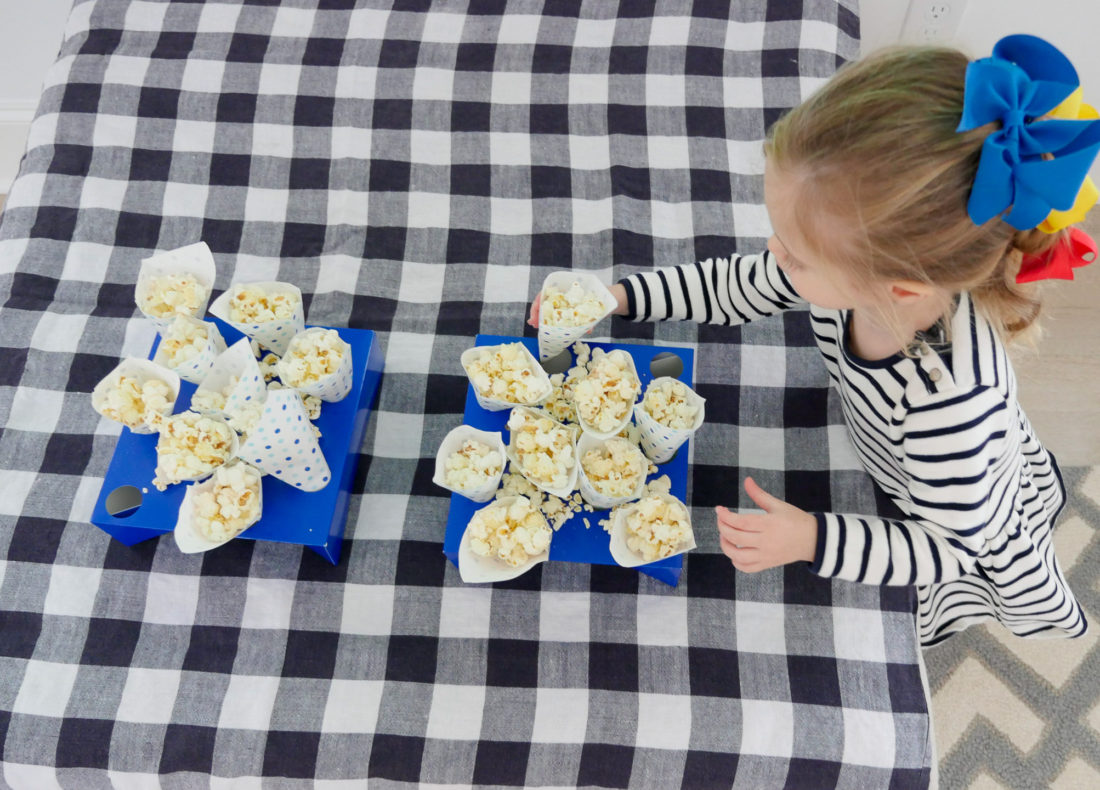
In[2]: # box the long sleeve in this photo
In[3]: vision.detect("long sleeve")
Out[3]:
[809,385,1019,586]
[619,250,804,325]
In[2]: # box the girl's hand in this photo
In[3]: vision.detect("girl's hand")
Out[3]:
[715,477,817,573]
[527,292,542,328]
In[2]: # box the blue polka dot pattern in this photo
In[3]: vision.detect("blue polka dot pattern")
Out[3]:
[236,389,331,492]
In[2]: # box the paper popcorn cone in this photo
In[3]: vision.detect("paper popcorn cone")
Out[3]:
[538,271,618,361]
[458,496,551,583]
[193,338,267,417]
[208,281,305,356]
[236,388,331,492]
[153,412,239,490]
[609,492,696,568]
[91,357,181,434]
[575,433,648,510]
[504,406,578,499]
[460,343,553,412]
[574,349,640,440]
[276,327,353,403]
[173,462,263,553]
[135,242,217,334]
[152,315,227,386]
[432,425,507,503]
[634,377,706,464]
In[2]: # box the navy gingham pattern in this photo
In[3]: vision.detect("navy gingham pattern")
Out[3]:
[0,1,933,787]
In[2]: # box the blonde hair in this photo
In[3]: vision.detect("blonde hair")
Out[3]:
[764,46,1068,345]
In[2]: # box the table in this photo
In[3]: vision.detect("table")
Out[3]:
[0,1,933,787]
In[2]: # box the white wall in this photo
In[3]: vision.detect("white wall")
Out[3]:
[0,0,71,190]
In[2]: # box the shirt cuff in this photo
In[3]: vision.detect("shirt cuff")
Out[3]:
[807,512,829,574]
[617,277,639,320]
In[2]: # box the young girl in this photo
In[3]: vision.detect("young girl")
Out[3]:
[530,36,1097,646]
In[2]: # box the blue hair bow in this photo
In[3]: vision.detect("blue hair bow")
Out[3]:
[958,35,1100,230]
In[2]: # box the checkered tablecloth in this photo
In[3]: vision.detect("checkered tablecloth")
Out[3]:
[0,1,933,787]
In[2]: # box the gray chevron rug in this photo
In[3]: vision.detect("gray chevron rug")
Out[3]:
[924,466,1100,789]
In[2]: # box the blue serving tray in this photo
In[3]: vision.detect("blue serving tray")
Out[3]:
[442,335,695,586]
[90,322,383,564]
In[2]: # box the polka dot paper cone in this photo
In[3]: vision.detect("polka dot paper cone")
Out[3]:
[460,344,553,412]
[633,377,706,464]
[237,388,331,492]
[195,338,266,417]
[537,271,618,361]
[135,242,217,335]
[609,493,696,568]
[91,357,181,434]
[432,425,507,503]
[208,281,305,356]
[276,328,354,403]
[575,433,647,510]
[152,315,227,385]
[174,462,263,554]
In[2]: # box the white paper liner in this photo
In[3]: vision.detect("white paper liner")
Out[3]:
[173,462,263,553]
[504,406,578,499]
[151,315,227,386]
[575,433,648,510]
[458,496,551,583]
[135,242,217,334]
[154,413,239,487]
[276,328,354,403]
[537,271,618,361]
[609,492,696,568]
[432,425,507,503]
[236,388,331,492]
[91,358,181,434]
[634,377,706,463]
[208,281,305,356]
[460,343,553,412]
[574,349,641,440]
[193,338,267,418]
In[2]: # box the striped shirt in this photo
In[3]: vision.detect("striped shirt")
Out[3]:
[621,251,1086,645]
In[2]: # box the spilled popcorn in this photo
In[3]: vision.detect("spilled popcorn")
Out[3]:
[573,348,640,433]
[507,408,577,492]
[581,438,647,498]
[139,273,205,319]
[542,280,608,327]
[445,439,504,491]
[467,496,552,567]
[465,343,548,405]
[158,319,212,368]
[192,464,261,542]
[153,412,235,491]
[227,284,300,324]
[643,379,700,429]
[624,495,692,561]
[280,329,346,387]
[97,375,174,430]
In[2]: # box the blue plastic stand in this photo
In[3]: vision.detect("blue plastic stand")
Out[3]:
[90,323,383,564]
[442,335,695,586]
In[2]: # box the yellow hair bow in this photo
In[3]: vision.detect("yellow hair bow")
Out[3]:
[1040,87,1100,233]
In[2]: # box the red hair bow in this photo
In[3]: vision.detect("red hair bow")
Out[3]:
[1016,227,1097,283]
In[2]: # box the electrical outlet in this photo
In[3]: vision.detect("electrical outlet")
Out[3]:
[900,0,968,44]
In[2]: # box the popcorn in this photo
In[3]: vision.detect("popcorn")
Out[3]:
[542,280,609,327]
[138,272,205,319]
[463,343,551,407]
[97,374,174,431]
[259,353,280,382]
[580,437,647,498]
[572,348,640,434]
[191,463,262,542]
[623,495,693,562]
[190,388,227,413]
[152,412,236,491]
[279,328,346,387]
[642,378,700,429]
[444,439,504,491]
[466,496,552,568]
[158,318,213,368]
[226,283,300,324]
[506,407,577,494]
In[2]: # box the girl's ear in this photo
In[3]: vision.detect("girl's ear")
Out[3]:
[887,279,937,304]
